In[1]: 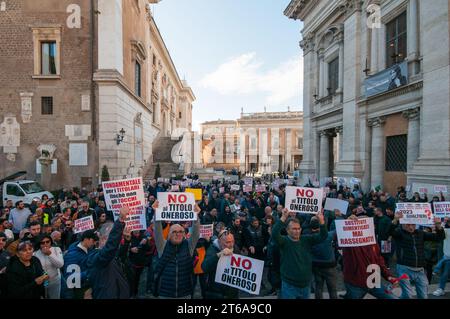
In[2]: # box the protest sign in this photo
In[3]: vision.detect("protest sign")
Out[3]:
[434,185,448,193]
[230,184,240,191]
[213,176,223,181]
[337,177,347,186]
[215,254,264,295]
[350,177,360,185]
[293,171,300,178]
[73,215,94,234]
[324,198,349,214]
[171,185,180,192]
[405,184,412,192]
[418,187,428,194]
[199,224,214,239]
[157,177,163,182]
[243,177,253,185]
[186,188,203,201]
[335,218,376,247]
[102,177,147,231]
[243,185,253,193]
[433,202,450,218]
[396,203,434,225]
[219,187,225,193]
[155,192,197,221]
[285,186,323,214]
[255,185,266,192]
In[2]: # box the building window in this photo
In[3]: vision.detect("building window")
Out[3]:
[41,42,57,75]
[41,97,53,115]
[179,112,182,119]
[327,57,339,95]
[32,27,61,77]
[385,135,407,171]
[135,62,141,97]
[386,12,407,68]
[297,136,303,149]
[153,54,156,66]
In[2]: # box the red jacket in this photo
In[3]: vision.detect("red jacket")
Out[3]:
[342,244,393,288]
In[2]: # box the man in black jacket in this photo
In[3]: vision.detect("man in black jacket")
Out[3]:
[201,229,239,299]
[389,212,445,299]
[85,206,130,299]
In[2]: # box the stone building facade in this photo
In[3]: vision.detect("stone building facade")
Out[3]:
[285,0,450,195]
[200,110,303,174]
[0,0,194,190]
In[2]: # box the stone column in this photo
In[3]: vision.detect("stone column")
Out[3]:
[403,108,420,172]
[285,129,292,172]
[338,41,344,93]
[319,53,325,97]
[407,0,419,74]
[335,126,343,162]
[368,117,386,189]
[370,28,379,74]
[319,131,330,180]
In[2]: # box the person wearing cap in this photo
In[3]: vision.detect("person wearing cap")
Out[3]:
[5,241,49,298]
[61,229,98,299]
[33,234,64,299]
[0,232,10,298]
[272,208,327,299]
[86,206,131,299]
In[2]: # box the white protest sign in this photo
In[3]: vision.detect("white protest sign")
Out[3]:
[243,185,253,193]
[102,177,147,231]
[171,185,180,192]
[433,202,450,218]
[199,224,214,239]
[255,185,266,192]
[418,187,428,194]
[397,203,434,225]
[434,185,448,194]
[285,186,324,214]
[155,192,197,221]
[157,177,163,182]
[215,254,264,295]
[230,185,240,191]
[73,215,94,234]
[324,198,349,214]
[243,177,253,185]
[405,184,412,192]
[219,187,225,193]
[335,218,376,247]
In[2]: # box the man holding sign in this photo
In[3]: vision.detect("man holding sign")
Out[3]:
[202,230,240,299]
[152,200,201,299]
[272,208,327,299]
[389,211,445,299]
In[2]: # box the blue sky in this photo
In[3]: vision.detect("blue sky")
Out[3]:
[152,0,304,130]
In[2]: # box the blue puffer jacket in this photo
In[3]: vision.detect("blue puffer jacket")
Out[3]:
[155,240,193,298]
[86,220,130,299]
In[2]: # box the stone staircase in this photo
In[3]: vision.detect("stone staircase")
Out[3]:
[143,135,185,181]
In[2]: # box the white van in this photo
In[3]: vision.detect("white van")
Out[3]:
[1,171,54,207]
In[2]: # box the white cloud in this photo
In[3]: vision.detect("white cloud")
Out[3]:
[199,52,303,106]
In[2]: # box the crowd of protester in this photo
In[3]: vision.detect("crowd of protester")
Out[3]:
[0,173,449,299]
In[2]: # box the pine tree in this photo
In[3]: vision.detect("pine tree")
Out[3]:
[101,165,110,182]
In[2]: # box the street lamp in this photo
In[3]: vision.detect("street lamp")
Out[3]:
[116,128,126,145]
